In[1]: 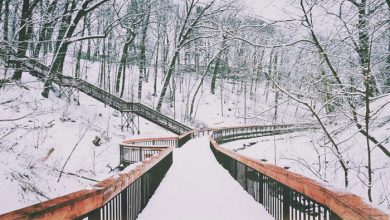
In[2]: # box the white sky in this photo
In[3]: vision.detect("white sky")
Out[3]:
[243,0,298,21]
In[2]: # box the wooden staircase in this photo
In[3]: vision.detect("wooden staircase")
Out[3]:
[0,42,191,135]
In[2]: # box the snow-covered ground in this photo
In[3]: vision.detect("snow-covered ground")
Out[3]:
[222,112,390,214]
[1,55,388,216]
[0,73,174,214]
[57,55,308,128]
[137,136,273,220]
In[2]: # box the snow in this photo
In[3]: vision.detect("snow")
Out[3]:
[137,136,273,220]
[56,54,307,129]
[0,73,174,214]
[222,127,390,213]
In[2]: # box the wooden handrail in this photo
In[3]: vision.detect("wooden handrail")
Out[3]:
[122,136,178,144]
[178,130,196,139]
[209,137,388,220]
[120,144,170,150]
[2,44,386,218]
[0,147,174,219]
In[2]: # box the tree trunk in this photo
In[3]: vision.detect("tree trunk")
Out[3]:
[153,23,161,96]
[272,53,279,123]
[157,50,179,111]
[33,0,57,58]
[211,35,227,94]
[0,0,3,22]
[2,0,9,41]
[156,0,214,111]
[42,0,108,98]
[190,53,219,117]
[86,15,91,60]
[54,1,74,53]
[12,0,30,80]
[115,31,135,94]
[138,2,151,100]
[385,1,390,91]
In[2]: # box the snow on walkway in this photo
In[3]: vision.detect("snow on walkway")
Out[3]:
[137,136,273,220]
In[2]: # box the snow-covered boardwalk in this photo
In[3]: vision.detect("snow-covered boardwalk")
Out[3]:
[137,136,273,220]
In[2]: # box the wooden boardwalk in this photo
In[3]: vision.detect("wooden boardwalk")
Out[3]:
[0,42,191,135]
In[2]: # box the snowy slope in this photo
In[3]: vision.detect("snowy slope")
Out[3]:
[0,73,174,214]
[57,55,309,128]
[222,96,390,213]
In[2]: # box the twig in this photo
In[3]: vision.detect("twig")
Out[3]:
[0,112,34,122]
[57,121,92,182]
[53,168,98,182]
[0,100,13,105]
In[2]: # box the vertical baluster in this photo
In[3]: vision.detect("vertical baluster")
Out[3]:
[272,181,275,218]
[324,206,328,220]
[115,196,118,220]
[294,193,298,220]
[329,210,342,220]
[266,177,269,215]
[88,208,101,220]
[276,183,279,220]
[259,173,263,205]
[304,198,307,220]
[270,180,273,217]
[244,165,248,190]
[111,199,115,220]
[283,185,290,220]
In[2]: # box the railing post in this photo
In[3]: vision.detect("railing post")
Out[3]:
[283,186,290,220]
[120,145,123,164]
[330,211,342,220]
[244,165,248,191]
[87,208,101,220]
[121,188,128,220]
[259,173,264,205]
[139,147,142,161]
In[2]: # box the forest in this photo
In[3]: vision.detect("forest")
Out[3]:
[0,0,389,215]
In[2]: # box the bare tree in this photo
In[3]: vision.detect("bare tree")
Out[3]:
[42,0,109,98]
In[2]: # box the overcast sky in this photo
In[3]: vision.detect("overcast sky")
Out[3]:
[243,0,299,21]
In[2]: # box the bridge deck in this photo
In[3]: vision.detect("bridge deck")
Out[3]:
[137,136,273,220]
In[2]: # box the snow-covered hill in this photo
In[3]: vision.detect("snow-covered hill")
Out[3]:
[0,73,173,214]
[222,95,390,213]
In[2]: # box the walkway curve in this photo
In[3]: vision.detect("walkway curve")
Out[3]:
[137,136,273,220]
[0,41,387,220]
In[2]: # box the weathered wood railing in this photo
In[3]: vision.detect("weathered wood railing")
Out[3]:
[120,137,178,166]
[122,137,178,147]
[209,126,388,220]
[120,145,168,166]
[0,130,199,219]
[119,132,195,166]
[2,42,387,220]
[0,146,173,220]
[212,123,317,144]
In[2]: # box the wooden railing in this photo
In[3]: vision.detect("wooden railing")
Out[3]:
[122,137,178,148]
[209,126,388,220]
[2,42,387,220]
[0,146,174,220]
[212,123,317,144]
[119,132,195,166]
[0,129,199,220]
[120,145,168,166]
[0,43,191,135]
